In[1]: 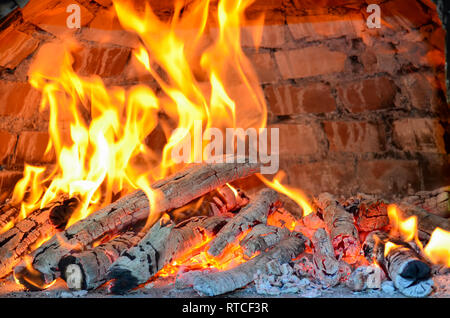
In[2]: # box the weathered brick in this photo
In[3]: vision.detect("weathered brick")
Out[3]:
[22,0,94,37]
[419,153,450,190]
[392,118,446,153]
[0,171,22,201]
[381,0,431,30]
[323,121,385,153]
[0,130,17,164]
[247,52,279,84]
[0,81,41,118]
[0,27,39,69]
[15,131,55,164]
[287,13,362,41]
[78,8,140,48]
[265,82,336,115]
[282,160,357,195]
[360,42,399,74]
[72,45,131,77]
[93,0,112,6]
[268,123,325,157]
[275,47,347,79]
[241,24,286,48]
[399,73,446,112]
[337,77,397,113]
[356,159,421,195]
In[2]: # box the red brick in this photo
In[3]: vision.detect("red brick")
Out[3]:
[360,42,399,74]
[247,52,279,84]
[275,47,347,79]
[72,45,131,77]
[282,160,357,195]
[268,123,325,157]
[381,0,430,30]
[93,0,112,6]
[78,8,140,48]
[241,24,286,48]
[15,131,55,164]
[265,82,336,115]
[0,130,17,164]
[399,73,446,112]
[22,0,94,37]
[323,121,385,153]
[287,13,363,41]
[0,171,23,201]
[392,118,446,153]
[337,77,397,113]
[0,81,41,118]
[356,159,420,195]
[0,27,39,69]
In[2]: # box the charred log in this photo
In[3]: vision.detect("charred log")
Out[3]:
[207,188,279,257]
[315,193,360,264]
[14,159,260,287]
[192,234,306,296]
[401,186,449,218]
[240,224,290,258]
[107,215,227,294]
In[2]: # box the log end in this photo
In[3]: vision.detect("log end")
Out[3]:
[107,267,139,295]
[395,260,434,297]
[65,264,84,290]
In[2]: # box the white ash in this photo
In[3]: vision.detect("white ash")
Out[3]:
[346,265,386,291]
[175,268,219,289]
[381,281,396,294]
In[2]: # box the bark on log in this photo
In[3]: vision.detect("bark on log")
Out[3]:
[311,228,341,287]
[394,202,450,239]
[59,231,145,290]
[107,215,227,294]
[402,186,449,218]
[14,159,260,286]
[0,197,79,278]
[207,188,279,257]
[0,204,19,231]
[316,193,360,264]
[240,224,290,258]
[193,234,306,296]
[363,231,434,297]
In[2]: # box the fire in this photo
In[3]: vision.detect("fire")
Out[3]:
[384,241,400,257]
[424,228,450,267]
[387,204,420,244]
[8,0,267,234]
[258,171,313,217]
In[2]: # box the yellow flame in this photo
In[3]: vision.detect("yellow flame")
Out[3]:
[384,241,400,257]
[424,228,450,267]
[258,171,313,217]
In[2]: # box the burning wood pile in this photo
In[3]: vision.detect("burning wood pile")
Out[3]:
[0,158,448,298]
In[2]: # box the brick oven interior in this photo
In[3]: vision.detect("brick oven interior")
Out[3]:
[0,0,448,299]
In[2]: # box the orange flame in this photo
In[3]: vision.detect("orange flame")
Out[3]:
[258,171,313,217]
[424,228,450,267]
[8,0,266,236]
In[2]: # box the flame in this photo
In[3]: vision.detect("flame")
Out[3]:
[258,171,313,217]
[225,183,239,198]
[384,241,400,257]
[8,0,266,238]
[424,228,450,267]
[387,204,420,245]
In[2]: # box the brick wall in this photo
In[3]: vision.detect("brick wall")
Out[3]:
[0,0,448,199]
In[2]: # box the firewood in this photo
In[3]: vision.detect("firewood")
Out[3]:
[0,204,19,231]
[58,231,145,290]
[355,199,389,232]
[315,193,360,264]
[0,196,79,278]
[107,215,227,294]
[346,265,385,291]
[310,228,341,287]
[192,234,306,296]
[240,224,290,258]
[13,159,260,287]
[207,188,279,257]
[362,231,434,297]
[394,202,450,240]
[402,186,449,218]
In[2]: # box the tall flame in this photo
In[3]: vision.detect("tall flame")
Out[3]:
[6,0,267,232]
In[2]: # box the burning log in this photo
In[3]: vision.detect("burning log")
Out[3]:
[207,188,279,257]
[363,231,434,297]
[310,228,343,287]
[107,215,227,294]
[0,204,19,230]
[0,197,80,278]
[402,186,449,218]
[355,199,390,232]
[394,202,450,240]
[316,193,360,264]
[192,234,306,296]
[58,231,145,291]
[240,224,290,258]
[14,159,259,287]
